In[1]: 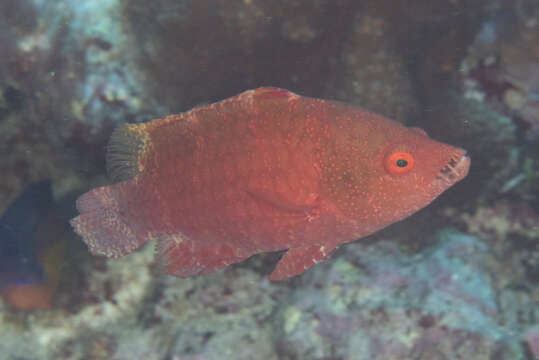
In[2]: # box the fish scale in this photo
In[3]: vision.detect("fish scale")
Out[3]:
[71,87,470,280]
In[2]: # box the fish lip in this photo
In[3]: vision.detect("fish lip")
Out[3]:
[436,150,471,185]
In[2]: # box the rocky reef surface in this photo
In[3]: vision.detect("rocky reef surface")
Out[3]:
[0,0,537,359]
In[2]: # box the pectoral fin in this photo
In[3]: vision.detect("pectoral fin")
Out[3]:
[247,187,320,213]
[268,244,337,281]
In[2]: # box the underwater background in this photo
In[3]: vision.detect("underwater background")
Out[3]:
[0,0,537,359]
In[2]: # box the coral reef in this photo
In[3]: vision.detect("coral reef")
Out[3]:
[323,7,418,123]
[0,0,164,208]
[273,232,528,359]
[0,0,537,359]
[418,0,539,206]
[0,244,155,360]
[121,0,357,110]
[1,231,533,359]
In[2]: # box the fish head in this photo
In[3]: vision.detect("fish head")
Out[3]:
[363,125,470,225]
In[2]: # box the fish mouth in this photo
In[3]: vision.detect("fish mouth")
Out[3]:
[436,150,471,185]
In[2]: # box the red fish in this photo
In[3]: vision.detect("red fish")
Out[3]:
[71,88,470,280]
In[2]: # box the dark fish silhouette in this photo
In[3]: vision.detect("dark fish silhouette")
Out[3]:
[0,180,64,310]
[0,181,52,287]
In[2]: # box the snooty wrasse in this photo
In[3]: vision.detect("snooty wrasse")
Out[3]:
[71,87,470,280]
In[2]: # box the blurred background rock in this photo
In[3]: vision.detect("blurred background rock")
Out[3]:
[0,0,537,359]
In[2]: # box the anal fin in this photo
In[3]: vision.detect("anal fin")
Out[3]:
[156,234,249,277]
[268,244,337,281]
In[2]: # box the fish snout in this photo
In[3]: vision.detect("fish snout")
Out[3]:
[436,149,470,185]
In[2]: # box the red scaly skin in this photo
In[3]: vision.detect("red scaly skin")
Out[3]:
[71,88,470,280]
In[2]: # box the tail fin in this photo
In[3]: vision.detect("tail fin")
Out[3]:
[70,185,147,258]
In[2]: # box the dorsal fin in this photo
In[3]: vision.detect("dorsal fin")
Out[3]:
[106,125,147,182]
[251,87,294,99]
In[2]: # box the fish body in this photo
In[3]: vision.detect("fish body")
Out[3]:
[71,88,470,280]
[0,180,64,309]
[0,181,52,287]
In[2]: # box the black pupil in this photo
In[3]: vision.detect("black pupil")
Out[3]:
[396,159,408,167]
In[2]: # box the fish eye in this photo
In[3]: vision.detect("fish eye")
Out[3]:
[384,151,415,175]
[396,159,408,167]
